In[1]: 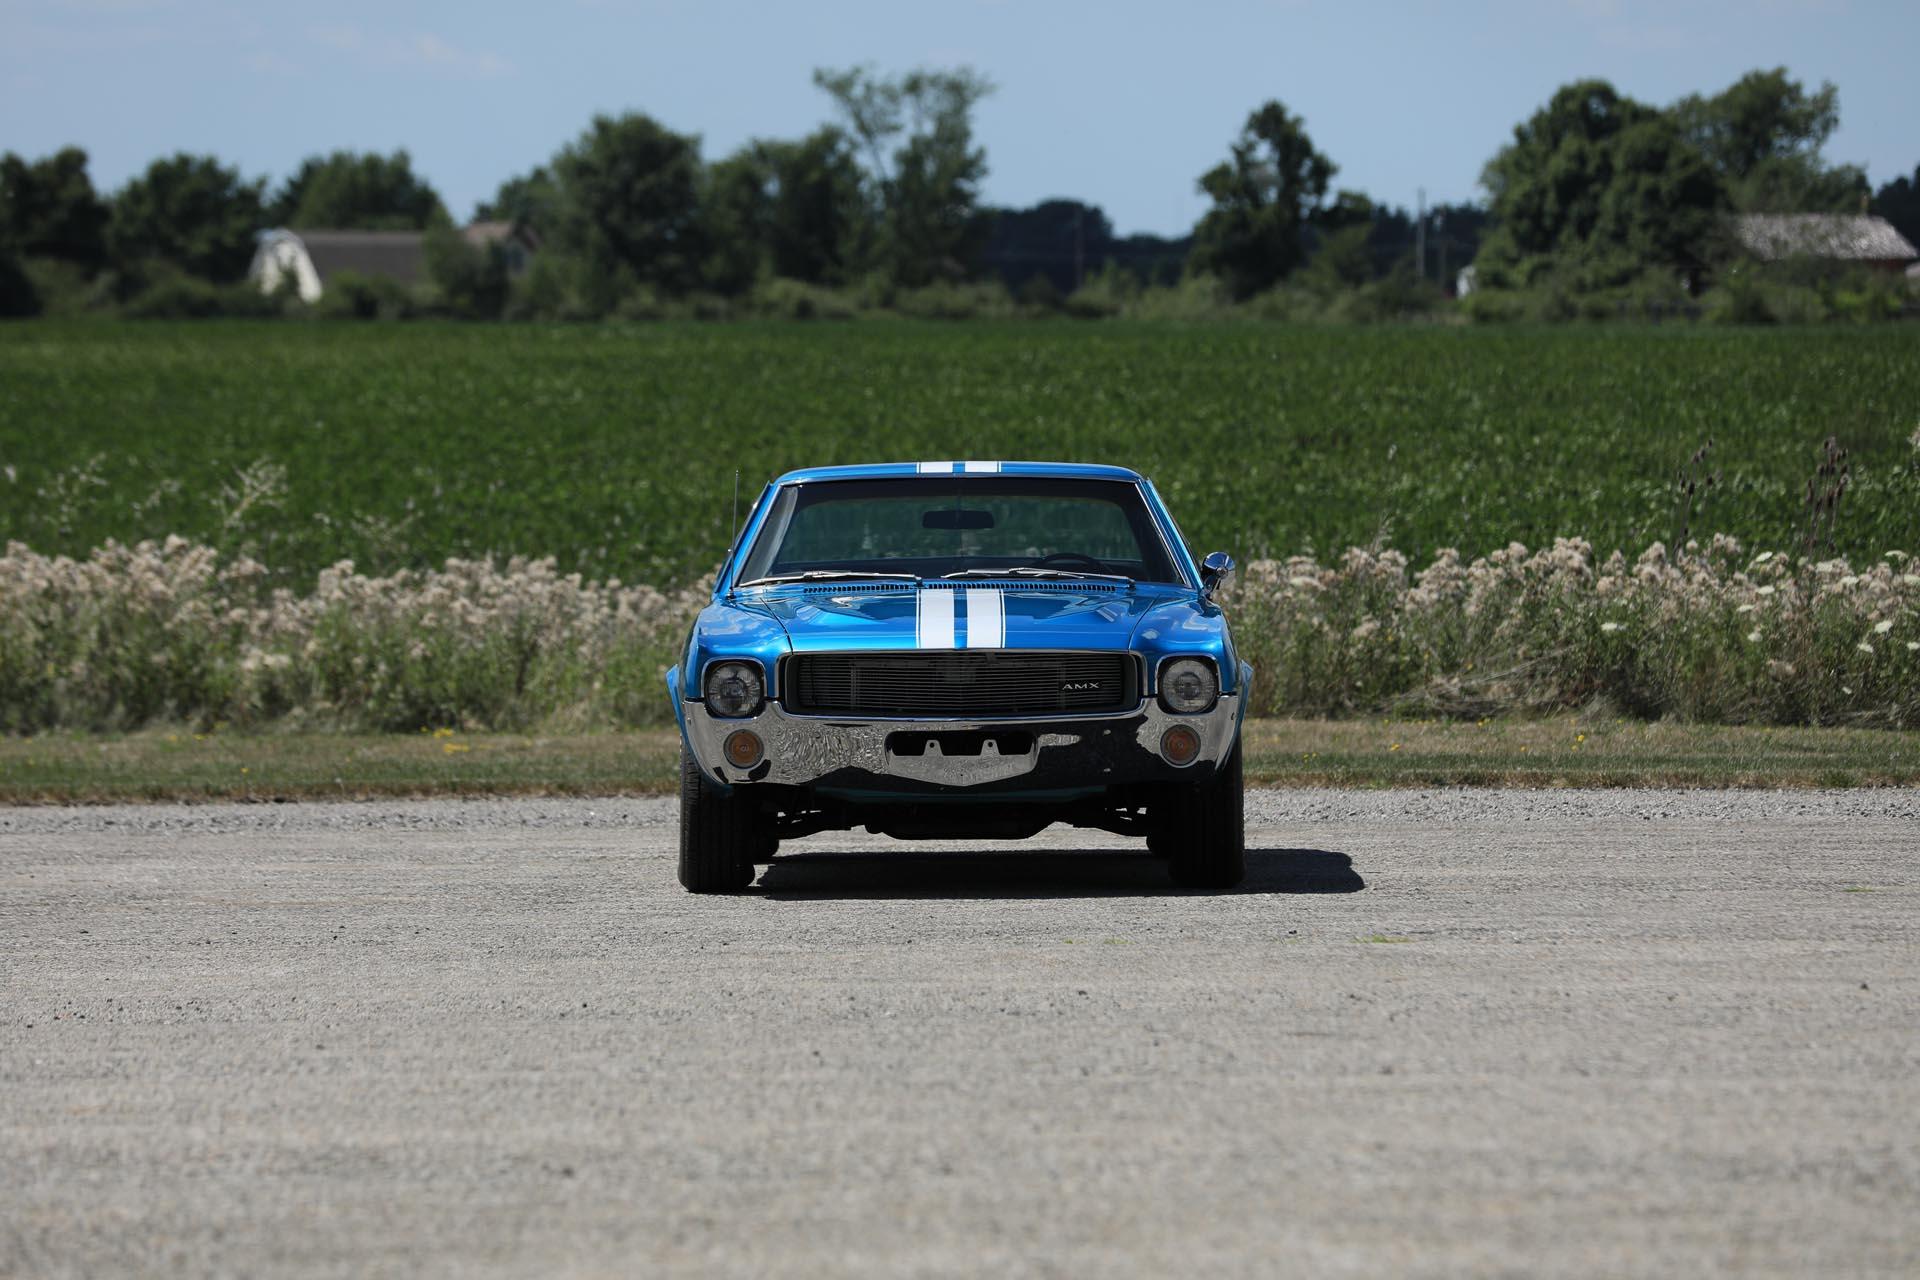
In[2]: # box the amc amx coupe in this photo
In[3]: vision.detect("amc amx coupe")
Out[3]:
[668,461,1249,892]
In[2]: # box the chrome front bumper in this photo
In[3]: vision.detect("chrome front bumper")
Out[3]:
[683,692,1245,792]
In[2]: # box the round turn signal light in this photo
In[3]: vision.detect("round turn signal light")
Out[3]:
[1160,724,1201,766]
[723,730,765,769]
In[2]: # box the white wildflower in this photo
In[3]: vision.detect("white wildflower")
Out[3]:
[1600,621,1622,633]
[1856,642,1874,655]
[1736,604,1754,614]
[1747,630,1763,643]
[1874,619,1894,634]
[1908,641,1919,652]
[1753,551,1773,565]
[1756,585,1776,596]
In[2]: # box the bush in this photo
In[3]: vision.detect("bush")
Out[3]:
[0,538,703,732]
[891,280,1015,320]
[315,270,418,321]
[123,271,281,319]
[1125,274,1233,321]
[1222,537,1920,726]
[424,225,509,320]
[752,277,857,320]
[0,250,40,317]
[1015,274,1062,313]
[5,535,1914,733]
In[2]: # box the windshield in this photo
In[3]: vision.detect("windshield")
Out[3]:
[736,477,1185,585]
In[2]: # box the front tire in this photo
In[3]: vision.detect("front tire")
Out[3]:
[678,747,758,894]
[1161,741,1245,890]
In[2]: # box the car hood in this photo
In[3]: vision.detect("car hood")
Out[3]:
[740,582,1188,653]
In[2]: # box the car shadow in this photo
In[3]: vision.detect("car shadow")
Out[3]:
[751,847,1363,900]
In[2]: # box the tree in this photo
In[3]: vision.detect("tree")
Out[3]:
[0,147,109,271]
[813,65,994,286]
[475,166,559,232]
[1873,165,1920,251]
[700,146,773,294]
[424,224,508,318]
[981,199,1115,295]
[548,113,707,295]
[1671,69,1865,212]
[1301,190,1377,292]
[271,150,446,230]
[0,248,39,316]
[1190,101,1336,298]
[762,128,868,284]
[1477,80,1723,288]
[108,153,266,283]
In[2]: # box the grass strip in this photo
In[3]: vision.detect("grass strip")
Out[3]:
[3,718,1916,806]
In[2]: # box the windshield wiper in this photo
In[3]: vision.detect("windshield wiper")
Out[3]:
[942,567,1134,583]
[736,570,922,587]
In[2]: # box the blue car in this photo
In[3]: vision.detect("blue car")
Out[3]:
[668,461,1250,892]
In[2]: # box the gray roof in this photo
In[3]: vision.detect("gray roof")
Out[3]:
[1733,214,1918,263]
[289,230,427,285]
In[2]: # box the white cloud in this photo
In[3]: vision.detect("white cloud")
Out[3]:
[302,24,510,77]
[411,34,510,77]
[242,49,299,76]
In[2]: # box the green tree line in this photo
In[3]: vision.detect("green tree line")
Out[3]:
[1,64,1913,322]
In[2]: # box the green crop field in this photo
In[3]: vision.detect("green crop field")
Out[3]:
[3,320,1917,585]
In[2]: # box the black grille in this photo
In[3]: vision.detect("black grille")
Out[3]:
[784,651,1137,717]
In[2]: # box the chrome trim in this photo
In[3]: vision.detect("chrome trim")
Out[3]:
[1132,480,1199,591]
[1155,654,1220,715]
[1199,550,1237,602]
[775,649,1145,721]
[683,688,1243,789]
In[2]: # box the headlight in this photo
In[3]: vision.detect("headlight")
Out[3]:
[1158,657,1218,714]
[703,661,764,717]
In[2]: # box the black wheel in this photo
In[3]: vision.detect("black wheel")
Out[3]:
[1161,740,1245,889]
[678,747,758,893]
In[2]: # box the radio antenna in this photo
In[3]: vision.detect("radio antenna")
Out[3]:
[730,469,740,544]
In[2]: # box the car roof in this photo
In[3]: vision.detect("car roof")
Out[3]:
[769,460,1145,485]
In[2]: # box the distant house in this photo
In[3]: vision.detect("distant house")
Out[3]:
[249,223,537,302]
[1732,214,1918,273]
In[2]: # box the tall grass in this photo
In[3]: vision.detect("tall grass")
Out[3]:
[3,535,1913,733]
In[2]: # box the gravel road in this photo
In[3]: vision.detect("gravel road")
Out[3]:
[4,789,1917,1278]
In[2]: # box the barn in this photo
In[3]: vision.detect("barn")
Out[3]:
[1732,214,1919,274]
[249,224,536,302]
[249,230,429,303]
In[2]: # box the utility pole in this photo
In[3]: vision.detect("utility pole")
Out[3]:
[1415,187,1426,283]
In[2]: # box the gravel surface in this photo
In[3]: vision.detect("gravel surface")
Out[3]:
[3,789,1916,1277]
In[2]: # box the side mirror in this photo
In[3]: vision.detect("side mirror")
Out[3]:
[1199,551,1236,599]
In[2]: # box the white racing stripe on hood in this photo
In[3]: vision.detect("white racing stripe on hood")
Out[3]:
[964,589,1005,648]
[963,460,1001,473]
[917,461,954,474]
[916,588,956,649]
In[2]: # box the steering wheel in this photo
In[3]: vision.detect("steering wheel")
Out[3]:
[1032,552,1110,572]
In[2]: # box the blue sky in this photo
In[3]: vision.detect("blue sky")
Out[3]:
[2,0,1913,235]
